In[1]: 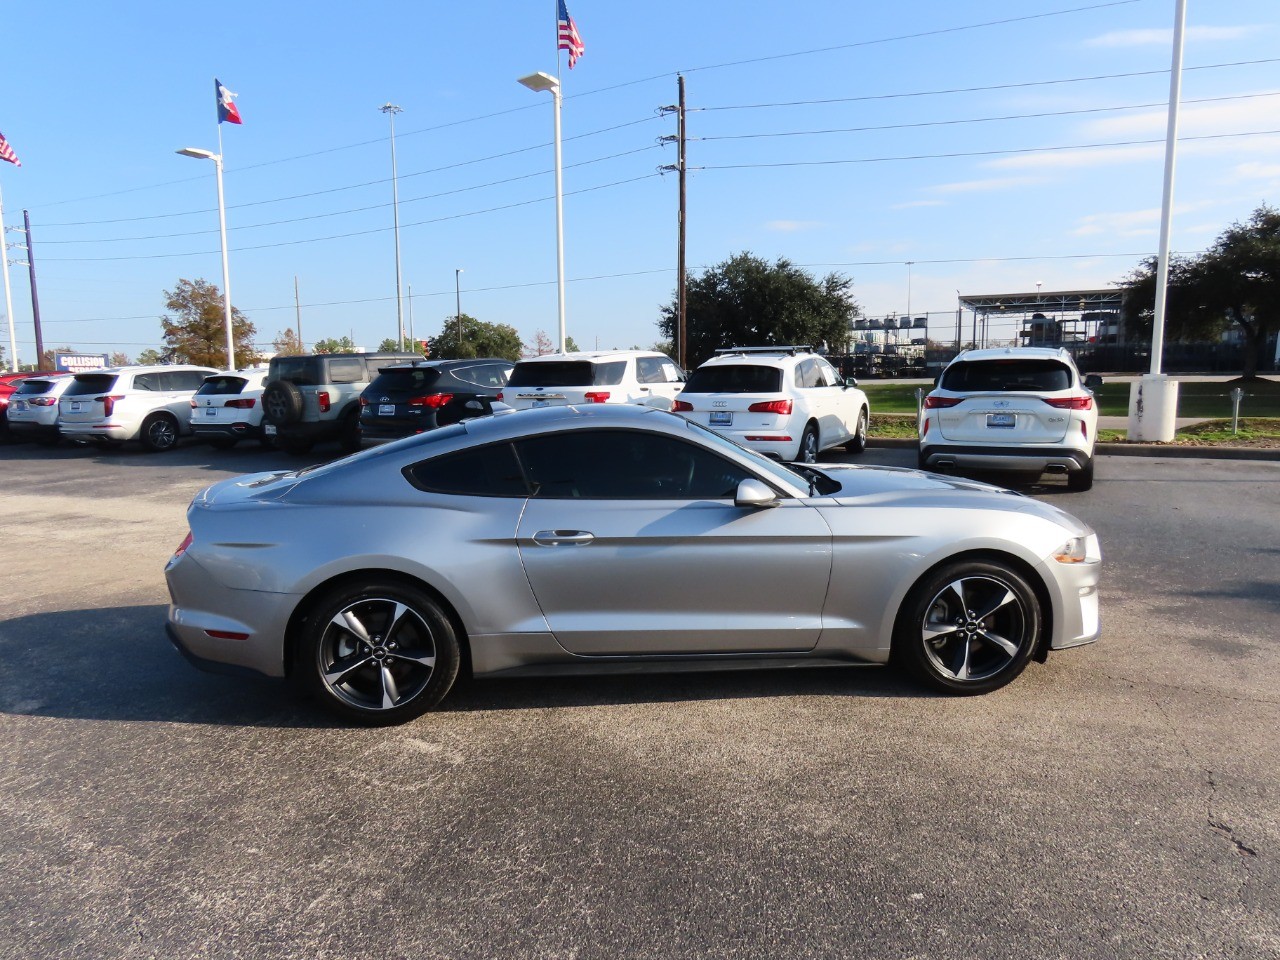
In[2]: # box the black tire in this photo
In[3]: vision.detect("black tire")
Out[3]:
[261,380,305,425]
[294,580,461,725]
[1066,457,1094,492]
[208,437,239,451]
[846,407,869,454]
[892,559,1041,695]
[796,423,820,464]
[917,448,928,470]
[140,413,180,453]
[338,410,362,453]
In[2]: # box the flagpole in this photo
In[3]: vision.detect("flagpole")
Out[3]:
[0,182,18,371]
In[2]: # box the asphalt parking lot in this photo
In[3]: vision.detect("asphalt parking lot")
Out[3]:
[0,439,1276,959]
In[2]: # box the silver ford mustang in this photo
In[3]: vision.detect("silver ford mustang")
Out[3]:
[165,404,1101,724]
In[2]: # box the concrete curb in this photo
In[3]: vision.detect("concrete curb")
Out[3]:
[866,436,1280,461]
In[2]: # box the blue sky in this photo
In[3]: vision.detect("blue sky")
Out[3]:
[1,0,1277,368]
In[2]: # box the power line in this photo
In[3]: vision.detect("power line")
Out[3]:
[697,129,1280,171]
[697,92,1280,142]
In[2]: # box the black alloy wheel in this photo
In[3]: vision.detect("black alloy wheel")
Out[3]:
[140,413,180,452]
[296,580,460,725]
[893,560,1041,695]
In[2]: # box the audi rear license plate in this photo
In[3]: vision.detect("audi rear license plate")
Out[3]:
[379,404,394,416]
[986,413,1015,428]
[709,411,733,426]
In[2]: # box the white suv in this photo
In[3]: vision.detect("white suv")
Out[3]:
[918,347,1098,490]
[673,346,870,462]
[59,364,220,452]
[499,350,685,411]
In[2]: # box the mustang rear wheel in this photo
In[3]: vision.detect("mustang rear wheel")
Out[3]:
[893,560,1041,695]
[296,581,460,724]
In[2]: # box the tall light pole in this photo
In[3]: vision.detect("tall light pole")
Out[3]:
[176,147,235,370]
[380,103,406,352]
[517,71,566,352]
[455,268,464,355]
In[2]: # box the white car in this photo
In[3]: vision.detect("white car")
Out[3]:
[5,373,75,444]
[673,346,870,462]
[189,369,269,450]
[499,350,685,411]
[59,364,220,452]
[918,347,1098,491]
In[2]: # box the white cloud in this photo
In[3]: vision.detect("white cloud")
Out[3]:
[1232,161,1280,180]
[1079,94,1280,140]
[987,144,1161,171]
[891,199,947,209]
[1084,25,1256,48]
[765,220,823,233]
[1070,201,1218,238]
[929,175,1046,193]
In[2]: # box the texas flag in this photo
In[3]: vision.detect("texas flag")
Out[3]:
[216,78,242,124]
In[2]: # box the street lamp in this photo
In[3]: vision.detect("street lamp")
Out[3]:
[380,103,406,351]
[517,71,566,353]
[455,268,464,355]
[176,147,235,371]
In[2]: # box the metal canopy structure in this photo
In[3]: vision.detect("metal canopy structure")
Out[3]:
[957,288,1124,350]
[959,288,1121,313]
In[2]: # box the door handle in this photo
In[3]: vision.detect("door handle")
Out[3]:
[532,530,595,546]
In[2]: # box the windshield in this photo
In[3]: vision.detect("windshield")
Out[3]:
[507,360,626,387]
[684,364,782,394]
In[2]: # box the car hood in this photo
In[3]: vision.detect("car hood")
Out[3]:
[816,463,1093,536]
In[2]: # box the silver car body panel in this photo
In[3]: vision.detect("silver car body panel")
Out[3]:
[166,406,1100,682]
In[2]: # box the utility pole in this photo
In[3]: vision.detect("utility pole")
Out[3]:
[659,74,688,368]
[380,103,406,353]
[22,212,41,366]
[293,275,302,350]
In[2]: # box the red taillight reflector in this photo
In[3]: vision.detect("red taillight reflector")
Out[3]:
[225,397,256,409]
[495,391,504,403]
[584,392,611,403]
[672,399,693,412]
[98,394,125,416]
[204,629,249,641]
[922,419,930,437]
[745,435,792,442]
[408,393,454,408]
[748,399,793,415]
[1081,421,1089,439]
[173,531,193,560]
[1043,396,1093,410]
[317,391,331,413]
[923,395,963,409]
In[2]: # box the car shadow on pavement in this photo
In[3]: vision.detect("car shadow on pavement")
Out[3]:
[0,605,930,726]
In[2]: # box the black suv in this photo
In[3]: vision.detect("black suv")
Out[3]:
[359,358,512,443]
[261,351,420,454]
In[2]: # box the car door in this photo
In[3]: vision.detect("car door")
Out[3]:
[514,428,832,655]
[816,357,855,441]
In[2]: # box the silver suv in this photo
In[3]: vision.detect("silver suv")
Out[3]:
[261,351,420,454]
[58,365,220,451]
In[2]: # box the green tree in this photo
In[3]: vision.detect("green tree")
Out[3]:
[160,278,259,369]
[658,252,860,367]
[313,336,357,354]
[273,329,306,357]
[429,314,523,361]
[1120,204,1280,378]
[564,335,580,352]
[136,348,167,365]
[110,351,132,366]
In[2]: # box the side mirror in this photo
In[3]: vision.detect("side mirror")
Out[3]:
[1083,374,1103,390]
[844,376,859,389]
[734,478,779,509]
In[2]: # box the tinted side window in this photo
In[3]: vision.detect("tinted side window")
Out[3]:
[271,357,321,386]
[636,356,666,384]
[515,429,752,500]
[594,361,627,386]
[817,359,841,386]
[132,373,160,392]
[328,359,365,384]
[450,364,509,389]
[404,443,527,497]
[163,371,209,391]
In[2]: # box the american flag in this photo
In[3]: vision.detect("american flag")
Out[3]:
[558,0,584,69]
[0,129,20,167]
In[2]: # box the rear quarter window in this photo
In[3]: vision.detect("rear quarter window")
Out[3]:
[404,442,528,497]
[327,359,365,384]
[270,357,322,386]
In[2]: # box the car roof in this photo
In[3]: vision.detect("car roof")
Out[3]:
[697,348,817,368]
[516,350,665,364]
[73,364,219,377]
[949,347,1074,364]
[463,400,676,442]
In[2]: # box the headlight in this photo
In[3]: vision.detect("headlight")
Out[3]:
[1053,533,1101,564]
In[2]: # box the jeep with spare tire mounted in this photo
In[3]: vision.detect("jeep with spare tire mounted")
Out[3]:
[260,351,420,454]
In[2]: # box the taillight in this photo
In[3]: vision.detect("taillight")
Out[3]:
[360,397,369,406]
[173,531,193,560]
[922,419,930,437]
[584,392,611,403]
[1043,396,1093,410]
[225,398,256,409]
[408,393,454,408]
[30,397,57,407]
[98,394,125,416]
[189,398,198,408]
[496,391,504,403]
[748,399,793,415]
[672,399,694,412]
[317,391,331,413]
[923,396,963,409]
